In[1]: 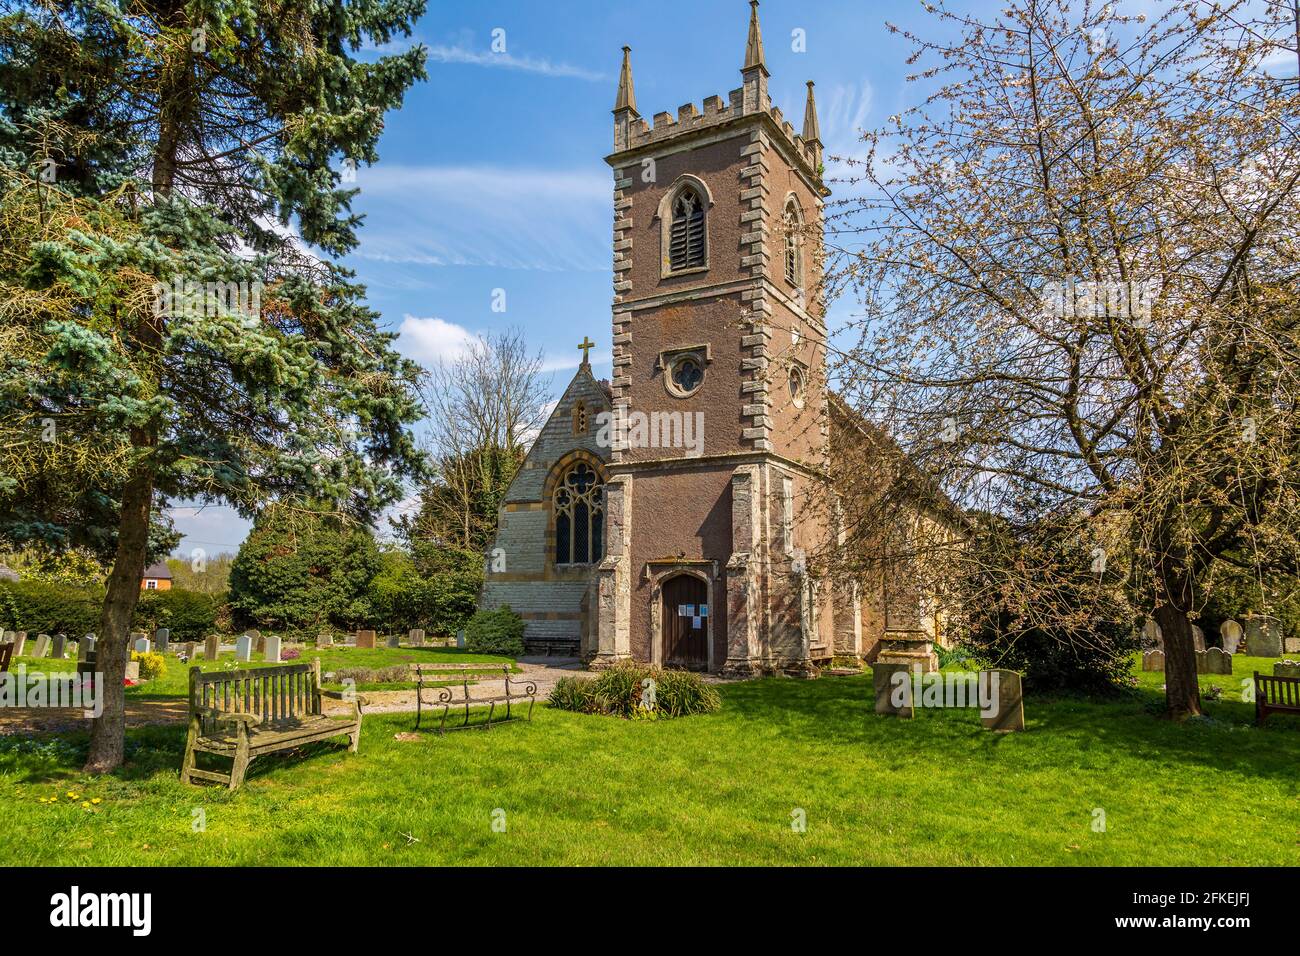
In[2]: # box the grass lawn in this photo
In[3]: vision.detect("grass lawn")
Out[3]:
[0,653,1296,865]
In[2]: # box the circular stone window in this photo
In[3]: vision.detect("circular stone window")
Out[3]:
[788,366,806,409]
[667,354,705,397]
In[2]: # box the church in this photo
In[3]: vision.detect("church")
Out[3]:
[481,2,950,675]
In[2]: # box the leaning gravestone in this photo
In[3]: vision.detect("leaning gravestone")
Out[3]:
[979,669,1025,733]
[204,634,221,661]
[872,662,915,718]
[1274,661,1300,679]
[1220,619,1243,653]
[408,628,425,647]
[52,634,67,659]
[11,631,26,656]
[1191,625,1207,653]
[33,634,50,658]
[1142,650,1165,671]
[386,633,400,649]
[356,629,377,649]
[1245,616,1283,657]
[235,634,253,662]
[264,634,281,663]
[1201,647,1233,675]
[154,627,170,653]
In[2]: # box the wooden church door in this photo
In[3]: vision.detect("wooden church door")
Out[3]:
[661,574,709,670]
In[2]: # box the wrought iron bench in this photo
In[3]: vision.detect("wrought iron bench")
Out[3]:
[1255,671,1300,725]
[182,660,362,790]
[413,663,537,733]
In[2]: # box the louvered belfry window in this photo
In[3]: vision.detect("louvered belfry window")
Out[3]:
[669,188,706,271]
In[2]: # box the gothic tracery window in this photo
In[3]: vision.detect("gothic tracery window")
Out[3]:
[554,462,604,565]
[669,187,707,271]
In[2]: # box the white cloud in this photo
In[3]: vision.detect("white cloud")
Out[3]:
[350,165,610,273]
[397,314,477,364]
[426,44,605,81]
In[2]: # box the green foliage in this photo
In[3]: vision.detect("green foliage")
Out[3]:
[463,605,525,657]
[229,506,380,632]
[0,578,102,635]
[164,554,235,597]
[0,548,106,587]
[547,662,721,720]
[131,588,215,642]
[1201,564,1300,643]
[367,546,481,636]
[129,650,166,682]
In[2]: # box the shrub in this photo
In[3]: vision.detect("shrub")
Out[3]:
[130,650,166,682]
[547,675,596,713]
[548,662,720,720]
[463,605,525,657]
[0,579,103,635]
[132,588,216,641]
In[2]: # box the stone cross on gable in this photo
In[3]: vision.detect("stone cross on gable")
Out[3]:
[578,336,595,366]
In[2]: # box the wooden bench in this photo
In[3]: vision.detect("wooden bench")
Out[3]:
[182,660,362,790]
[413,663,537,733]
[0,642,12,673]
[1255,671,1300,725]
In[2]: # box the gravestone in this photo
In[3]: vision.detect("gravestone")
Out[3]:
[33,634,50,658]
[1274,661,1300,679]
[1191,625,1206,653]
[1142,650,1165,671]
[10,631,25,656]
[318,632,333,648]
[455,629,465,649]
[408,628,425,647]
[204,634,221,661]
[386,633,401,649]
[264,634,281,663]
[180,642,196,659]
[1285,638,1300,655]
[125,661,140,681]
[1220,619,1243,653]
[871,662,915,718]
[1245,616,1283,657]
[979,669,1025,733]
[356,629,377,649]
[235,634,253,662]
[52,634,67,659]
[245,630,264,655]
[154,627,170,654]
[1201,647,1233,675]
[1141,619,1163,649]
[79,636,96,660]
[133,636,150,654]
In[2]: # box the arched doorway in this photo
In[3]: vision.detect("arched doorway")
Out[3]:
[661,574,709,670]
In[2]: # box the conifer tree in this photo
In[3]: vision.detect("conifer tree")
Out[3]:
[0,0,429,770]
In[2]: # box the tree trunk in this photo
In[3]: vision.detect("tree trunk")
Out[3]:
[1152,558,1203,720]
[84,462,155,773]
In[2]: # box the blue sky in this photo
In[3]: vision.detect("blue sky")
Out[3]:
[170,0,931,557]
[173,0,1266,557]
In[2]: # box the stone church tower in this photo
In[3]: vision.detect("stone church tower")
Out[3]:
[591,1,837,675]
[481,2,948,672]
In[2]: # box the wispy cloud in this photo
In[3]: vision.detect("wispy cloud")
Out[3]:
[426,43,605,81]
[350,164,610,273]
